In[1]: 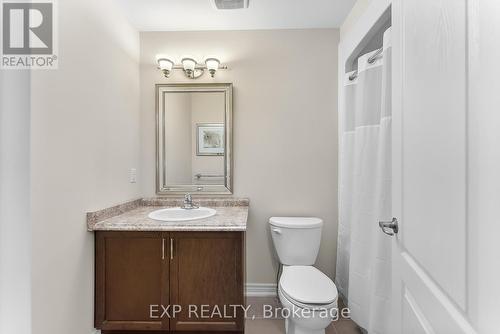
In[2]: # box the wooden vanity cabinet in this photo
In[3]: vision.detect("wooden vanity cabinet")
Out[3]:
[95,231,244,333]
[169,232,244,332]
[95,231,168,331]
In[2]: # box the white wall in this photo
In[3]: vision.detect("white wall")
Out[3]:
[340,0,374,39]
[0,71,31,334]
[140,29,339,284]
[29,0,140,333]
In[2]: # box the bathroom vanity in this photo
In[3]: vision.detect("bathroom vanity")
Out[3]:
[87,198,248,333]
[87,83,244,333]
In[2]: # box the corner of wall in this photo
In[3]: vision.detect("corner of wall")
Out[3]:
[340,0,373,40]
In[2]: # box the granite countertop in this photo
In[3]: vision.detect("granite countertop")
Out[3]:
[87,197,249,232]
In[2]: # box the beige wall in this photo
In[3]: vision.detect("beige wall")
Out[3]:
[140,29,339,284]
[165,93,192,184]
[190,93,225,182]
[0,71,31,334]
[30,0,140,333]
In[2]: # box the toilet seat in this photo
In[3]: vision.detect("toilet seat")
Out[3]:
[279,265,338,307]
[279,286,337,310]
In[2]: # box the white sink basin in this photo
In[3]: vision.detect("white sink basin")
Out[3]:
[148,207,216,222]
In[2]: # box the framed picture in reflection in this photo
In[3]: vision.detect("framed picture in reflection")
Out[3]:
[196,123,224,156]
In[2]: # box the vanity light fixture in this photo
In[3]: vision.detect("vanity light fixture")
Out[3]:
[156,56,227,79]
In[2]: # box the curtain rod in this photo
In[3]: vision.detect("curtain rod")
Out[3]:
[348,47,384,81]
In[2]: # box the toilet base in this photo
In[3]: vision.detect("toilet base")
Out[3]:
[285,318,327,334]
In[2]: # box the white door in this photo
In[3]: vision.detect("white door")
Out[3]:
[389,0,477,333]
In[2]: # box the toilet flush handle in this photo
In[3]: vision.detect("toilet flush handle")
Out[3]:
[271,228,282,235]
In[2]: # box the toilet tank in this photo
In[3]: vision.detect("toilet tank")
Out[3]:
[269,217,323,265]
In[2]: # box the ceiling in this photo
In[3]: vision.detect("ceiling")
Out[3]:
[114,0,356,31]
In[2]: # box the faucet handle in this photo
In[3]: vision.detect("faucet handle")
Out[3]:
[182,193,198,209]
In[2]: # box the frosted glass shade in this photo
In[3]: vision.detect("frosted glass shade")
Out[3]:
[181,57,196,72]
[157,58,173,71]
[205,58,220,71]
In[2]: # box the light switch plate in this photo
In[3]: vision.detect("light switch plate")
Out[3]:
[129,168,137,183]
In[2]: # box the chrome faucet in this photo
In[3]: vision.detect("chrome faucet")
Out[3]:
[182,193,199,210]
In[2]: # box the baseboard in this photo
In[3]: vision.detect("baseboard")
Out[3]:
[245,283,277,297]
[91,329,100,334]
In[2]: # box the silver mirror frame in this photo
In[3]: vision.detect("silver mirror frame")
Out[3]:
[155,83,233,195]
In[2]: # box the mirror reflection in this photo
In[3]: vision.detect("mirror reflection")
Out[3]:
[165,92,225,185]
[156,84,232,194]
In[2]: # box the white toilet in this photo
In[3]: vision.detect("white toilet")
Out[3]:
[269,217,338,334]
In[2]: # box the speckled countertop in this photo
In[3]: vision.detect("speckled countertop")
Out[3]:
[87,197,249,232]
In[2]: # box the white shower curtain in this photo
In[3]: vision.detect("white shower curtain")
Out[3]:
[336,28,392,334]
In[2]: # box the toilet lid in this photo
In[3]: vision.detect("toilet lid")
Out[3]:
[279,266,338,304]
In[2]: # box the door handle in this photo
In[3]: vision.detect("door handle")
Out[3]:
[379,218,399,236]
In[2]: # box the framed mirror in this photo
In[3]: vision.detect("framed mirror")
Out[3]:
[156,83,233,195]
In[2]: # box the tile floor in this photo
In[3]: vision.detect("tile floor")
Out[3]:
[245,297,363,334]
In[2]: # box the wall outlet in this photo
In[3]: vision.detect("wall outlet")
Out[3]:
[129,168,137,183]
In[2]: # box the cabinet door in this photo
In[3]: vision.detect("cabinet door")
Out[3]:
[170,232,244,332]
[95,231,169,331]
